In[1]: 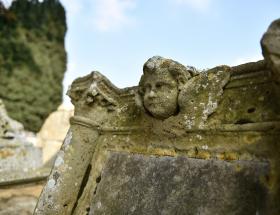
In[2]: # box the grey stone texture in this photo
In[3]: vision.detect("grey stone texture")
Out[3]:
[90,152,268,215]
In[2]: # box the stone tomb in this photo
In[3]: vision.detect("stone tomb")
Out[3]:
[35,19,280,215]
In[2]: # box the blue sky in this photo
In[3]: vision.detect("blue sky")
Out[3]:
[4,0,280,104]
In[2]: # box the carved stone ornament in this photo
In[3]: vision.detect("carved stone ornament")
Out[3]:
[35,19,280,215]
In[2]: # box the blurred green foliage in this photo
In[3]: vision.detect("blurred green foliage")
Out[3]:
[0,0,67,132]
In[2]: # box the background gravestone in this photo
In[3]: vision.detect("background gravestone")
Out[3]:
[0,99,49,215]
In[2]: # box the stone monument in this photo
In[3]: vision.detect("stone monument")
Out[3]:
[35,19,280,215]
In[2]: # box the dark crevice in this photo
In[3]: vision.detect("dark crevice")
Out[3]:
[53,171,60,185]
[206,110,216,121]
[93,175,102,195]
[86,207,90,215]
[235,119,254,124]
[173,104,180,117]
[247,107,256,113]
[93,187,97,195]
[71,164,92,214]
[96,175,101,183]
[173,87,180,117]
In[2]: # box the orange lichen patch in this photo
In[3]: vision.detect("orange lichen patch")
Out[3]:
[0,149,14,158]
[126,146,149,155]
[152,148,177,157]
[243,135,260,145]
[216,152,226,160]
[122,146,178,157]
[196,150,211,159]
[145,147,177,157]
[224,152,239,161]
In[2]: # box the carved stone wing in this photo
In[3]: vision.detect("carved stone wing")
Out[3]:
[178,66,231,129]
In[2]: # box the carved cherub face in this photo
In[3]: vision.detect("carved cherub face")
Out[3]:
[142,68,178,119]
[139,56,195,119]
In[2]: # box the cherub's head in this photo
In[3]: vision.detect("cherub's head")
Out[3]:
[138,56,195,119]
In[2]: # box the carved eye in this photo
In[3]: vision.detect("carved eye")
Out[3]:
[144,84,151,93]
[156,83,163,89]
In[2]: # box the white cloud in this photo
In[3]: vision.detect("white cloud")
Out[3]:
[175,0,211,11]
[2,0,13,7]
[230,54,263,66]
[92,0,136,32]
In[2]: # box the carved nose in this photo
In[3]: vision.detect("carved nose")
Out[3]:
[148,90,156,98]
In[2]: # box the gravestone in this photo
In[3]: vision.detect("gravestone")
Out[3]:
[35,19,280,215]
[0,99,42,175]
[0,99,49,215]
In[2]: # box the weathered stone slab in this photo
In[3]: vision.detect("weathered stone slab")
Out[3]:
[90,152,269,215]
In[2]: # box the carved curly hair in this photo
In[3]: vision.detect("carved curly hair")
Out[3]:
[138,56,197,96]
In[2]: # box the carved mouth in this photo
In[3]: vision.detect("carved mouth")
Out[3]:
[146,102,161,108]
[145,99,164,106]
